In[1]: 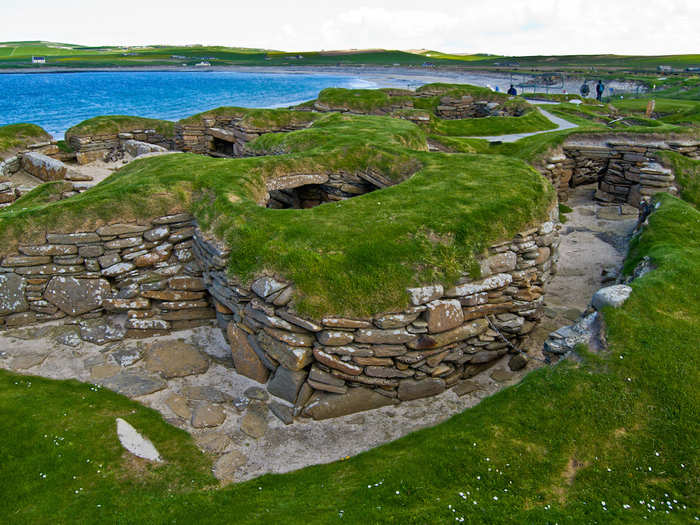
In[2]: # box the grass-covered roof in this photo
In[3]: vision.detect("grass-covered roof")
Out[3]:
[0,107,555,317]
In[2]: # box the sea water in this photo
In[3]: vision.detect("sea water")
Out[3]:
[0,71,375,138]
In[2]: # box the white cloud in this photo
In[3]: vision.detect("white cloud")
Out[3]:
[1,0,698,55]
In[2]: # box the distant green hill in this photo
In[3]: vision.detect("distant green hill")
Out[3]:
[0,41,698,73]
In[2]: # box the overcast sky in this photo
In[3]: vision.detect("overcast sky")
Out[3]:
[2,0,698,55]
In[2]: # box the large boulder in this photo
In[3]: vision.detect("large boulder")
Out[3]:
[123,140,167,158]
[303,386,397,420]
[21,152,67,181]
[592,285,633,311]
[0,273,28,315]
[43,276,111,316]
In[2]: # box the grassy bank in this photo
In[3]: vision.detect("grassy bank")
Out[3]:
[64,116,175,139]
[1,192,698,524]
[0,123,51,159]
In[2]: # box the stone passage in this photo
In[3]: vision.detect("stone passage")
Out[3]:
[193,206,559,421]
[539,136,699,206]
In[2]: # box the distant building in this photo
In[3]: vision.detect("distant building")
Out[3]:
[422,61,435,67]
[31,56,46,64]
[195,61,211,67]
[657,65,673,72]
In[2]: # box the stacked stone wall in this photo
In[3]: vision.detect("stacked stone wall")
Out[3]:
[434,95,522,119]
[0,214,214,339]
[175,117,312,157]
[193,206,559,420]
[539,137,699,206]
[68,130,174,165]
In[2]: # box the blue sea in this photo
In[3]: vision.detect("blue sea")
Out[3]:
[0,71,376,138]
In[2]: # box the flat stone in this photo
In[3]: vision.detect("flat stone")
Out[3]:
[153,213,192,225]
[425,299,464,334]
[240,410,268,439]
[103,298,150,312]
[269,401,294,425]
[19,244,77,256]
[453,380,481,396]
[491,369,516,382]
[43,276,111,316]
[445,273,513,297]
[79,318,126,345]
[123,139,167,158]
[321,317,372,329]
[481,251,517,275]
[183,385,233,403]
[354,328,416,345]
[257,330,312,371]
[0,273,28,315]
[407,285,443,306]
[276,310,322,332]
[144,226,169,242]
[90,363,120,380]
[116,418,162,462]
[196,431,231,455]
[2,255,52,267]
[508,353,528,371]
[263,327,315,347]
[191,404,226,428]
[313,347,363,375]
[266,366,307,404]
[251,276,287,298]
[141,290,204,301]
[213,450,248,482]
[165,393,191,419]
[100,372,166,397]
[243,386,269,401]
[144,340,209,379]
[96,223,150,236]
[365,366,414,379]
[168,276,206,291]
[11,352,48,370]
[408,319,489,350]
[102,262,136,277]
[591,285,633,311]
[303,387,396,420]
[373,312,421,329]
[317,330,354,346]
[22,152,67,181]
[397,378,446,401]
[46,232,100,245]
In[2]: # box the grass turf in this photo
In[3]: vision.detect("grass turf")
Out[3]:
[64,116,175,139]
[0,123,51,160]
[1,192,697,524]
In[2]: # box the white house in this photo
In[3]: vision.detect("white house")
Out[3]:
[32,56,46,64]
[195,61,211,67]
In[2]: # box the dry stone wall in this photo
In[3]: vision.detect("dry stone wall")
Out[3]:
[68,130,174,165]
[193,206,559,420]
[175,116,312,157]
[0,214,214,340]
[539,137,699,206]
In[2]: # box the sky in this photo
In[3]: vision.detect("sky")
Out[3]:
[1,0,698,56]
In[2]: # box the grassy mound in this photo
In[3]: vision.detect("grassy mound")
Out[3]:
[1,193,697,524]
[0,110,554,318]
[660,151,700,207]
[64,116,175,139]
[0,123,51,159]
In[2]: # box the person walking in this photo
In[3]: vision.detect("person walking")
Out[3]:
[507,84,517,96]
[580,82,590,98]
[596,80,605,101]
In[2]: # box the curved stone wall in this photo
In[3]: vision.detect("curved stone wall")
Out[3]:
[193,204,559,420]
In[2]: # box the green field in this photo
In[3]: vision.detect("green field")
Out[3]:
[1,41,699,73]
